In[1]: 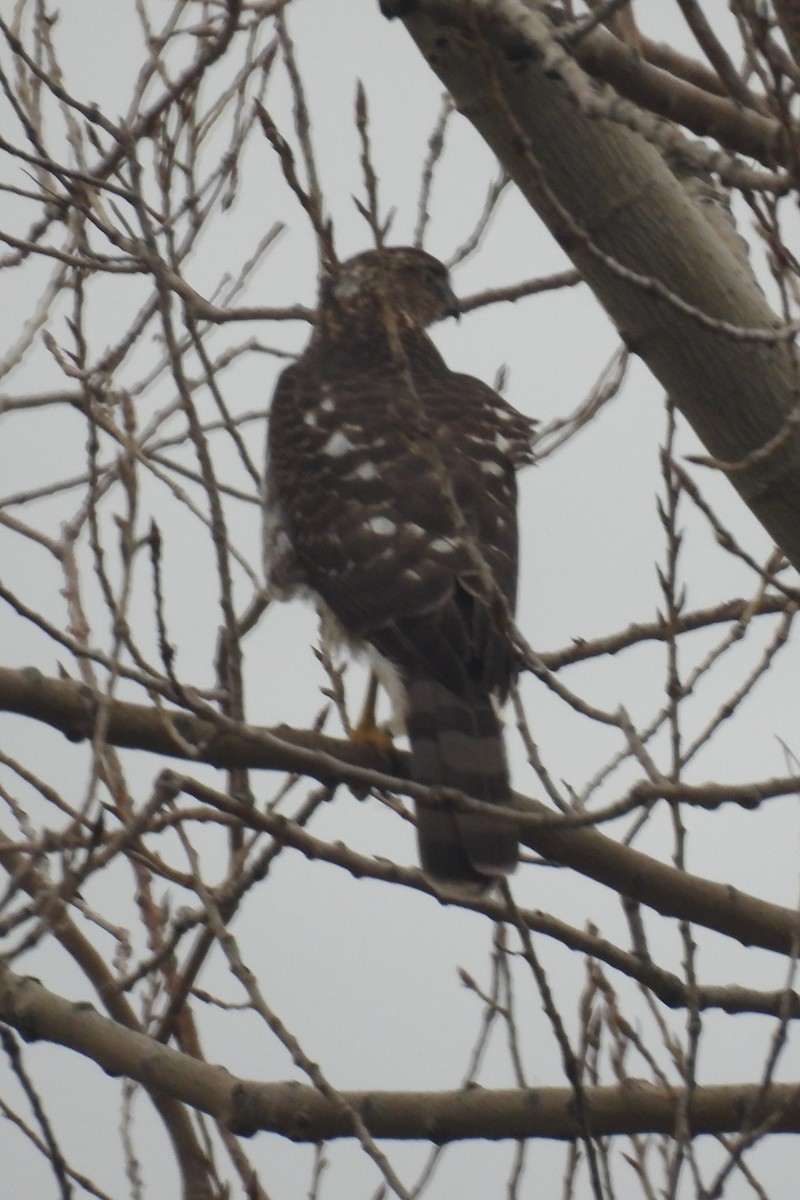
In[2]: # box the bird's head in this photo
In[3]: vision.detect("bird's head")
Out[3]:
[321,246,460,330]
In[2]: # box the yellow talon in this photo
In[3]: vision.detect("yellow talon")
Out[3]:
[351,671,395,754]
[351,721,395,754]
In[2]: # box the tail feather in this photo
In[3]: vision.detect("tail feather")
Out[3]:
[406,678,518,891]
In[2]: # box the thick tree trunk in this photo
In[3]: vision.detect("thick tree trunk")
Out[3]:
[386,0,800,569]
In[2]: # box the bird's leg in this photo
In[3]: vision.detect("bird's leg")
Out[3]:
[351,670,394,753]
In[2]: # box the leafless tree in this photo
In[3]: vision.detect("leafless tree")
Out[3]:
[3,3,800,1198]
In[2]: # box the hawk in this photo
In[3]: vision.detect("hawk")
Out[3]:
[264,247,535,891]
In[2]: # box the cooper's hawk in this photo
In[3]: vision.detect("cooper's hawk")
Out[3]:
[264,247,535,891]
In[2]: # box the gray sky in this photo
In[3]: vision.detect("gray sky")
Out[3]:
[2,3,800,1197]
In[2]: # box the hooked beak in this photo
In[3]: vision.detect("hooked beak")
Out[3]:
[443,283,461,321]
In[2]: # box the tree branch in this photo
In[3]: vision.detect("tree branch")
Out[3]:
[387,0,800,577]
[3,666,800,959]
[3,964,800,1142]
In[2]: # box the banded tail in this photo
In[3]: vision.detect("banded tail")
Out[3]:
[406,678,518,892]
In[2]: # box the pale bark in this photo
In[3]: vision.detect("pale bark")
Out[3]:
[387,0,800,569]
[3,964,799,1141]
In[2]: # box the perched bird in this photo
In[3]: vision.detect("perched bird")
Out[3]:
[264,247,535,891]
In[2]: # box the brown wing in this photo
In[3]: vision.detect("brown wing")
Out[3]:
[266,351,528,698]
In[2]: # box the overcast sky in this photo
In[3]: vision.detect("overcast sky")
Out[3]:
[2,3,800,1198]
